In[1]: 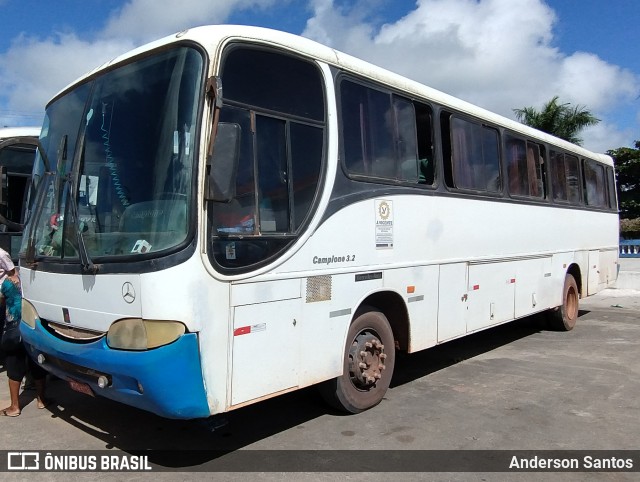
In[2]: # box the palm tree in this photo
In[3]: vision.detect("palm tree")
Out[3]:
[513,96,600,146]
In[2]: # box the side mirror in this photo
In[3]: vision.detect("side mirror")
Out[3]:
[205,122,241,202]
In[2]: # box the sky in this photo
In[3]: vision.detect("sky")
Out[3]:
[0,0,638,153]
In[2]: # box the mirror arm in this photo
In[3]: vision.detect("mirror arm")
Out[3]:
[206,76,223,158]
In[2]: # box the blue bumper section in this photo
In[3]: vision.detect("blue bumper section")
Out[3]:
[20,320,211,419]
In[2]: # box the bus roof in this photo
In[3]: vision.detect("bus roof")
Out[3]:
[50,24,612,164]
[0,126,40,139]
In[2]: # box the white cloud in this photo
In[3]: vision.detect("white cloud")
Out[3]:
[581,123,634,155]
[303,0,640,151]
[0,33,133,116]
[554,52,638,111]
[0,0,277,126]
[102,0,279,44]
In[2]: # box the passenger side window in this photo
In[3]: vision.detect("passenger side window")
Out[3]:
[341,81,394,178]
[606,167,618,211]
[505,135,544,198]
[394,97,419,182]
[551,151,580,204]
[444,115,500,192]
[583,159,607,208]
[340,79,434,186]
[416,103,435,185]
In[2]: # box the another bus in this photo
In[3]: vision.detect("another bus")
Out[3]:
[0,126,40,261]
[8,26,618,419]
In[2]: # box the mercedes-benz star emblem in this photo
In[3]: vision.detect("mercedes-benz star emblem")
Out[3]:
[122,282,136,304]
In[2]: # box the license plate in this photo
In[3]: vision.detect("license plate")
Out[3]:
[69,379,95,397]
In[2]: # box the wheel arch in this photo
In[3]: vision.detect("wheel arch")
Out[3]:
[355,289,410,352]
[567,263,583,297]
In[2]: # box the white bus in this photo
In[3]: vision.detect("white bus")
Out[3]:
[8,26,618,419]
[0,126,40,260]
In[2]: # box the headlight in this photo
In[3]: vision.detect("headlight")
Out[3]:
[107,319,186,350]
[22,299,40,328]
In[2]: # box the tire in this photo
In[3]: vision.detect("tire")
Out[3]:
[548,273,579,331]
[319,308,396,413]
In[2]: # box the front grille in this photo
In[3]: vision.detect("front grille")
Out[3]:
[43,319,105,342]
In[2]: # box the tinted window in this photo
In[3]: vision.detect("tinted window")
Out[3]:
[340,79,434,186]
[447,116,500,192]
[551,151,581,204]
[290,123,323,229]
[416,103,435,185]
[0,144,36,175]
[583,159,607,207]
[565,154,580,203]
[222,47,324,121]
[505,135,544,198]
[395,97,419,182]
[341,81,395,178]
[256,115,289,232]
[606,167,617,210]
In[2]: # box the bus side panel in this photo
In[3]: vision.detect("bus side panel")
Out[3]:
[466,262,516,332]
[587,248,619,294]
[385,265,439,353]
[514,257,553,319]
[231,298,301,406]
[550,251,585,307]
[229,274,388,406]
[437,263,468,342]
[297,273,365,386]
[587,250,600,296]
[599,248,619,288]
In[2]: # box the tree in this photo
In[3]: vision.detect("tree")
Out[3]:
[513,96,600,146]
[608,140,640,220]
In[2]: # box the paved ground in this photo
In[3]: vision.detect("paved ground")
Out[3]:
[0,285,639,480]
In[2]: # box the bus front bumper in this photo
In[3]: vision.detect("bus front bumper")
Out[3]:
[20,320,211,419]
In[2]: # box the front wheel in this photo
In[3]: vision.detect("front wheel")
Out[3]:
[319,308,396,413]
[548,273,579,331]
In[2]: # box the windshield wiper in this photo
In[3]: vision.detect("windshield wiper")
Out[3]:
[25,135,97,272]
[24,136,60,266]
[65,172,97,274]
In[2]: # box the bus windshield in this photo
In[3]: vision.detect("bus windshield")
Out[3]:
[23,46,204,261]
[0,131,39,260]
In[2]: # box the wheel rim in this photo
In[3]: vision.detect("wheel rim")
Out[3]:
[348,330,387,390]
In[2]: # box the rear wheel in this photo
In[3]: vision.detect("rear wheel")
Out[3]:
[319,308,396,413]
[548,273,579,331]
